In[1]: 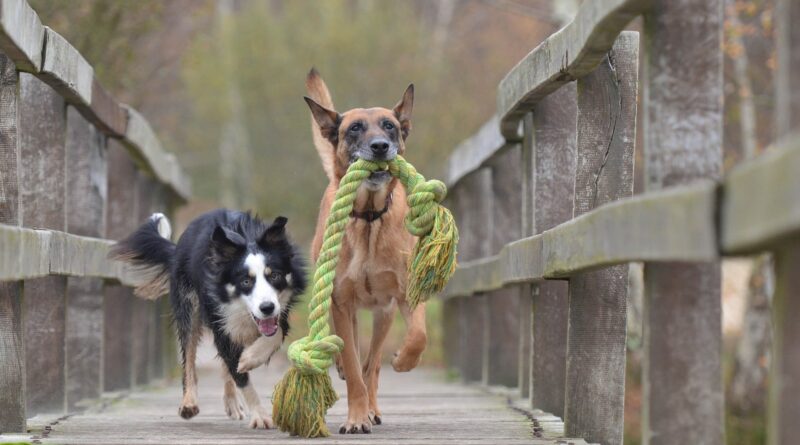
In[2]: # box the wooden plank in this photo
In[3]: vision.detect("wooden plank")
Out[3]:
[442,182,718,298]
[445,115,507,186]
[722,134,800,254]
[563,31,638,445]
[496,0,648,138]
[64,106,106,410]
[131,174,156,386]
[485,145,521,387]
[528,83,576,419]
[124,106,191,201]
[767,2,800,443]
[0,52,24,433]
[0,0,44,72]
[39,27,93,106]
[18,71,68,417]
[641,1,724,444]
[88,78,126,137]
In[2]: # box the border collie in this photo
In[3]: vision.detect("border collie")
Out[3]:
[111,209,305,429]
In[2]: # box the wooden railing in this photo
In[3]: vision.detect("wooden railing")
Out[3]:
[0,0,190,433]
[440,1,799,445]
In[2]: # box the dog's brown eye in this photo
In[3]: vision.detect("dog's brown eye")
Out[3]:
[383,121,395,131]
[269,272,282,282]
[348,123,363,133]
[240,278,252,287]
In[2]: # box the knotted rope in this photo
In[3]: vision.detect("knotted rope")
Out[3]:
[272,155,458,438]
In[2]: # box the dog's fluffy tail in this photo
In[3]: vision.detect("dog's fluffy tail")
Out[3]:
[306,68,336,181]
[110,213,175,300]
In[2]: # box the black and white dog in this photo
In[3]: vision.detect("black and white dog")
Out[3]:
[112,209,306,429]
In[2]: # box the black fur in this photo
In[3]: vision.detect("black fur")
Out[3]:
[113,209,306,391]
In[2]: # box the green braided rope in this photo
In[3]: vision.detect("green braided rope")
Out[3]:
[272,155,458,438]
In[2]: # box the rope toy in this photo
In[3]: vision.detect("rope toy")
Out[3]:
[272,155,458,437]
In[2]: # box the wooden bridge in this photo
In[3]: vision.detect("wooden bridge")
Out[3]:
[0,0,799,444]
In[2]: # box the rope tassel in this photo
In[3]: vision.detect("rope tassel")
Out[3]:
[272,156,458,438]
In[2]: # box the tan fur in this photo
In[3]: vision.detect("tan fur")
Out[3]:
[306,70,427,433]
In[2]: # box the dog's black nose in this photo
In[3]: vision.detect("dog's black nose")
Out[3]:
[370,139,390,155]
[259,302,276,315]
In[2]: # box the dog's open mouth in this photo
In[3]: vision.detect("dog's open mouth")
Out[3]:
[253,315,279,337]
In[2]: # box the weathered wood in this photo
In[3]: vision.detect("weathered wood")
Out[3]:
[442,182,718,299]
[124,106,191,201]
[18,72,68,416]
[103,140,138,392]
[642,1,724,444]
[64,106,106,410]
[0,0,44,72]
[517,113,534,400]
[563,31,637,445]
[485,145,521,387]
[529,83,576,418]
[0,52,24,433]
[767,2,800,443]
[497,0,648,138]
[452,169,492,383]
[446,115,507,187]
[88,78,126,137]
[39,27,93,106]
[131,174,156,386]
[722,135,800,254]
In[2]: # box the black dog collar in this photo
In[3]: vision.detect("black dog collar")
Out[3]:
[351,193,393,223]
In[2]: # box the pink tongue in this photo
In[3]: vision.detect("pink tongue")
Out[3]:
[257,317,278,336]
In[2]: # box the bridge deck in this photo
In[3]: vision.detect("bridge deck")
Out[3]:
[11,341,588,445]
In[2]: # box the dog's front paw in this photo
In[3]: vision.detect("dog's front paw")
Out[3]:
[249,406,273,429]
[178,403,199,420]
[339,413,372,434]
[237,349,265,374]
[369,409,382,425]
[223,392,246,420]
[392,349,423,372]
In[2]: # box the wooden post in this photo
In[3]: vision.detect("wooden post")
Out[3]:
[518,113,534,399]
[485,145,522,387]
[131,173,156,386]
[0,52,25,433]
[103,140,138,391]
[564,32,638,445]
[768,1,800,443]
[18,73,68,416]
[453,168,492,383]
[64,106,107,409]
[642,1,724,444]
[529,82,577,417]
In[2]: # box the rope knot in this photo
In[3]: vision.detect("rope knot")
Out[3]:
[287,335,344,375]
[405,179,447,236]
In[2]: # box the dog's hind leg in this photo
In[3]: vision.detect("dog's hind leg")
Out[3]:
[392,299,427,372]
[174,288,202,419]
[363,304,396,425]
[332,300,371,434]
[221,362,246,420]
[214,331,273,429]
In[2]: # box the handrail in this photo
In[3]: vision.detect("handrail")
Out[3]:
[443,135,800,299]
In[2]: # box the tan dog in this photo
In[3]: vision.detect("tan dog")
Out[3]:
[304,69,427,434]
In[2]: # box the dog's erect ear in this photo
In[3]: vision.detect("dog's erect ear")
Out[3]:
[260,216,288,246]
[211,226,246,258]
[393,84,414,140]
[304,96,341,146]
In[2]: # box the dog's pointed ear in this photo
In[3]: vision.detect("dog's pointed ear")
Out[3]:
[211,226,245,259]
[260,216,288,246]
[304,96,341,146]
[393,84,414,140]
